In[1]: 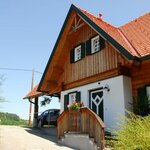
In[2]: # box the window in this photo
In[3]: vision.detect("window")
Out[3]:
[75,45,81,62]
[91,35,100,54]
[43,110,49,116]
[69,92,76,105]
[64,91,81,110]
[86,35,105,55]
[70,43,85,63]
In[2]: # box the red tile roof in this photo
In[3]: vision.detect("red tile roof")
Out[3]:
[24,85,44,99]
[120,12,150,57]
[78,7,150,58]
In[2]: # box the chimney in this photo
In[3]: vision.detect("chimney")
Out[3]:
[99,13,103,20]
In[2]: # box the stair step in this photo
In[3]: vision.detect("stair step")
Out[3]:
[59,133,98,150]
[65,132,89,138]
[90,138,95,142]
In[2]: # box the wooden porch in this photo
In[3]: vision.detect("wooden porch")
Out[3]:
[57,107,106,150]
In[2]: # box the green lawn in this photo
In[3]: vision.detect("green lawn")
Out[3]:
[0,112,28,126]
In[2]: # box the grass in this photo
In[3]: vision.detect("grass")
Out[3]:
[0,112,28,126]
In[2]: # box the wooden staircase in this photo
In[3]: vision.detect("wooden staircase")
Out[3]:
[57,108,106,150]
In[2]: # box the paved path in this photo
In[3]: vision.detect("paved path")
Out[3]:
[0,125,74,150]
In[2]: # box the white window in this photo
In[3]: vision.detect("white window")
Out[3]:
[75,45,81,62]
[69,92,76,105]
[91,35,100,54]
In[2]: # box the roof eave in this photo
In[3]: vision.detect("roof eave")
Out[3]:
[38,4,75,92]
[23,92,44,99]
[140,55,150,61]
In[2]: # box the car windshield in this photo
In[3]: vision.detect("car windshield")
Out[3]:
[43,111,49,116]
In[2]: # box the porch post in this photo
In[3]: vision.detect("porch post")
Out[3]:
[33,97,39,128]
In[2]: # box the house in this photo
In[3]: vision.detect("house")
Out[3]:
[38,4,150,149]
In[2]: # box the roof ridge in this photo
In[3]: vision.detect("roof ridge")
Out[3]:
[118,28,141,57]
[74,4,117,29]
[120,12,150,28]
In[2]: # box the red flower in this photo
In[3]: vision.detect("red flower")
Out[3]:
[73,100,77,105]
[68,101,85,111]
[80,102,84,107]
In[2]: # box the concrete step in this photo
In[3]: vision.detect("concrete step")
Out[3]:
[59,132,98,150]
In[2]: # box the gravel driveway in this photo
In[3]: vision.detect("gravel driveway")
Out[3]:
[0,125,74,150]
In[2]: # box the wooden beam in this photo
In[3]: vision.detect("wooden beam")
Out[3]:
[63,68,119,90]
[34,97,38,118]
[46,80,58,89]
[69,14,85,34]
[53,66,64,74]
[33,97,38,128]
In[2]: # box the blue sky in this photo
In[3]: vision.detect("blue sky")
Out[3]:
[0,0,150,119]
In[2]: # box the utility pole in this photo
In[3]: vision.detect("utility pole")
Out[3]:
[28,69,34,126]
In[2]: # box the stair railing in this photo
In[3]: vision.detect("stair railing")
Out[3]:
[57,107,106,149]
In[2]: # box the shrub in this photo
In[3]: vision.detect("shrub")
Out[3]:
[107,113,150,150]
[132,96,150,116]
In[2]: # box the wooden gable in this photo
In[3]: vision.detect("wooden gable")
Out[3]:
[38,14,130,94]
[38,4,149,95]
[63,23,130,85]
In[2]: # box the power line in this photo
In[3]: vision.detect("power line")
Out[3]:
[0,67,43,74]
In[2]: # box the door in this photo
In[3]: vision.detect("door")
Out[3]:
[89,88,104,120]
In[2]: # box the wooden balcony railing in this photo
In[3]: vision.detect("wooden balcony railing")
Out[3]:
[57,107,106,149]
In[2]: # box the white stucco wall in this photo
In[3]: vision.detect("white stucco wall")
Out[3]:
[123,76,133,113]
[146,86,150,97]
[60,75,132,130]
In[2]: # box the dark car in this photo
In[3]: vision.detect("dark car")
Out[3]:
[38,109,60,127]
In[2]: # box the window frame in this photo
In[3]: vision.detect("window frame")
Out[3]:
[74,45,82,62]
[68,91,77,105]
[91,35,100,54]
[64,91,81,111]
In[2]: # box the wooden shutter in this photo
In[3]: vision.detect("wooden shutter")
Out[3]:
[70,49,75,63]
[76,91,81,103]
[86,39,91,55]
[100,36,105,50]
[64,94,69,111]
[81,43,85,58]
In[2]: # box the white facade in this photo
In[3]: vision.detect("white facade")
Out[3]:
[60,75,133,130]
[146,86,150,98]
